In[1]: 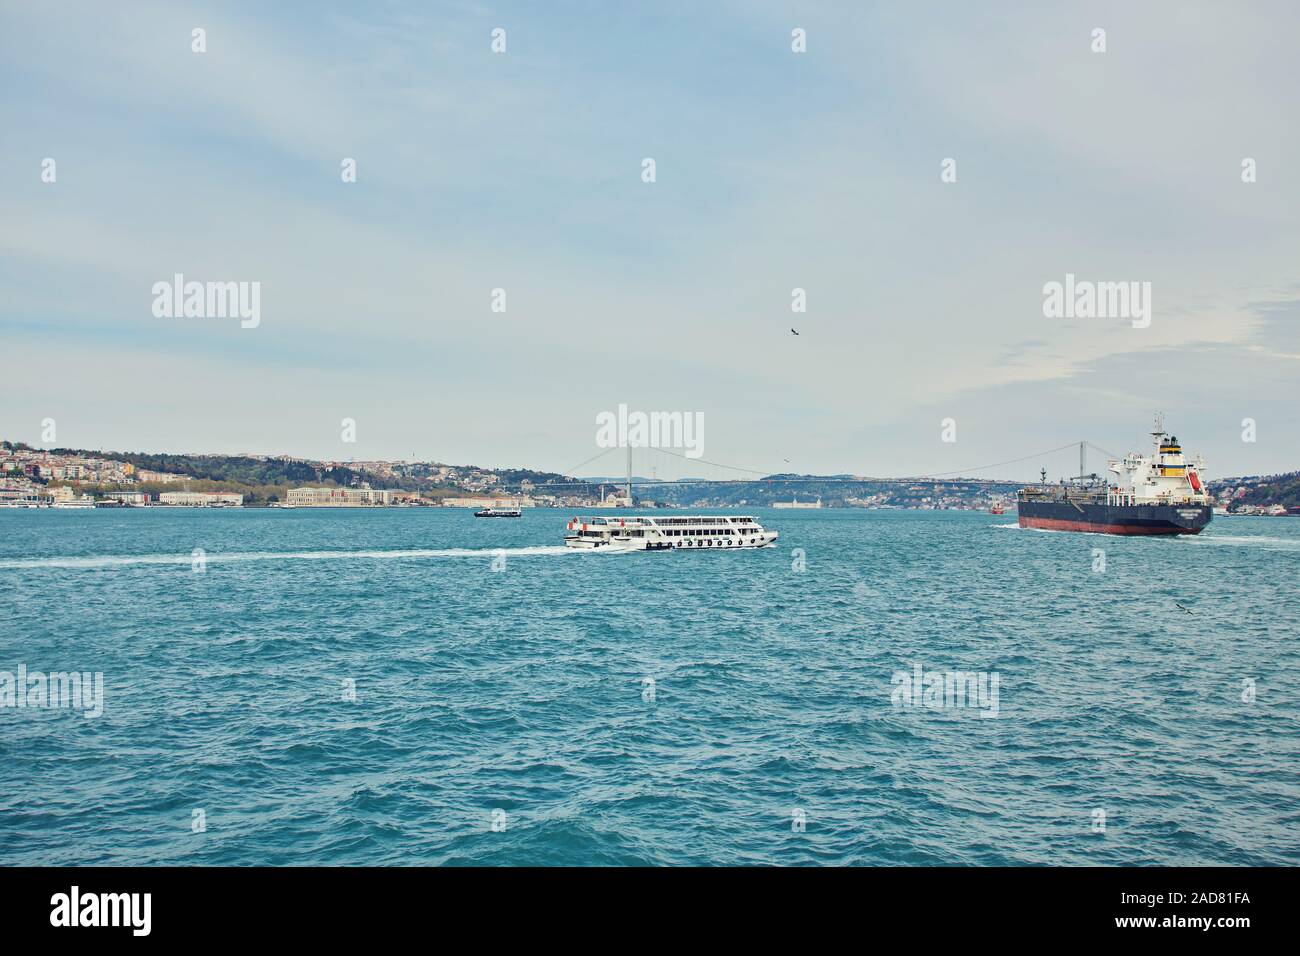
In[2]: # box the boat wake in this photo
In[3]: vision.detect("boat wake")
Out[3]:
[1188,534,1300,551]
[0,545,623,571]
[992,522,1121,537]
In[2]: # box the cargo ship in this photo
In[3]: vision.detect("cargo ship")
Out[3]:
[1016,416,1211,535]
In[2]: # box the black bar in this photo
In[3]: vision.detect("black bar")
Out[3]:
[0,866,1285,941]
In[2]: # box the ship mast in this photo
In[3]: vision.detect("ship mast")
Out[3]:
[1152,411,1166,445]
[1073,440,1095,482]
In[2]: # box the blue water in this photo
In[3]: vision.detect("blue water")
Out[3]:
[1,508,1296,866]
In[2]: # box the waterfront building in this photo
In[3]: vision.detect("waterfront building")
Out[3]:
[285,486,401,507]
[105,492,149,505]
[158,491,244,507]
[440,495,534,509]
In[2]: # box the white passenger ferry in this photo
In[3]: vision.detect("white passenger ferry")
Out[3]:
[564,515,778,551]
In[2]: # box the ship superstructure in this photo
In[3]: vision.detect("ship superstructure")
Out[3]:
[1016,415,1212,535]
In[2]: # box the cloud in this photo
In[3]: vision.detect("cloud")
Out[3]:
[1,2,1297,476]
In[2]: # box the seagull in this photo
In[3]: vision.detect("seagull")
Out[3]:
[1174,602,1194,615]
[790,328,799,336]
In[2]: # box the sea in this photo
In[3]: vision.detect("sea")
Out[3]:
[1,508,1296,866]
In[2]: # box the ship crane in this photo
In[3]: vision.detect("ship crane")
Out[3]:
[1070,441,1100,484]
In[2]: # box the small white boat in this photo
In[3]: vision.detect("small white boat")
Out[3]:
[564,515,778,550]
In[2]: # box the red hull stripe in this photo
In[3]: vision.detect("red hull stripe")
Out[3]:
[1018,516,1200,536]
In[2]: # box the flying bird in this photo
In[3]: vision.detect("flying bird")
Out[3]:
[790,328,799,336]
[1174,602,1194,615]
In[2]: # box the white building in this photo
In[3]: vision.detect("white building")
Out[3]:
[105,491,149,505]
[286,486,400,507]
[440,495,534,509]
[158,491,244,507]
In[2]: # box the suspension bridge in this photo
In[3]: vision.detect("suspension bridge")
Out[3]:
[492,440,1127,495]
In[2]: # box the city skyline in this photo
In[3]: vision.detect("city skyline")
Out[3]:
[4,431,1294,489]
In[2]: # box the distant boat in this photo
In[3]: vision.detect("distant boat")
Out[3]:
[475,507,521,518]
[989,502,1005,515]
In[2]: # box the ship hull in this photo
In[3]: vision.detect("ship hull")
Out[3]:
[1017,500,1211,535]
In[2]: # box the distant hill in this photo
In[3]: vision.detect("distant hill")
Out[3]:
[113,450,393,489]
[1213,472,1300,509]
[637,476,1021,508]
[13,437,1300,510]
[4,441,602,504]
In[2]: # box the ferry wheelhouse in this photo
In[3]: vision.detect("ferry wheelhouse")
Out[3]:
[564,515,778,551]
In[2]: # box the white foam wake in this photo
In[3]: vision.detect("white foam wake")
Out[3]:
[1189,534,1300,551]
[0,545,617,570]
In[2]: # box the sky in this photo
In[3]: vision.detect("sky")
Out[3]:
[2,1,1297,482]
